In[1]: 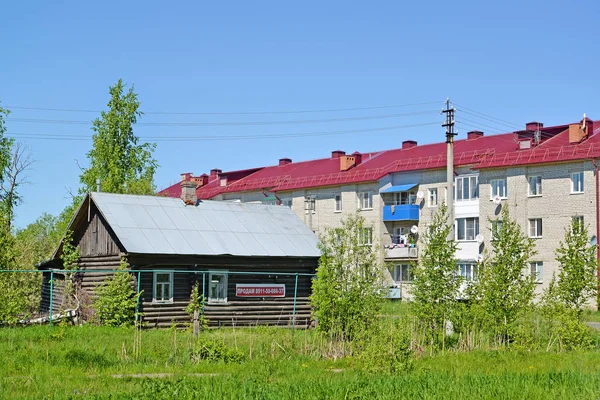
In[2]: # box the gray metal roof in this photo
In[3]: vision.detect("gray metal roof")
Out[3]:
[90,192,320,257]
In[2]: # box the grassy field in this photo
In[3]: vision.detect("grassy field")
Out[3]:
[2,320,600,399]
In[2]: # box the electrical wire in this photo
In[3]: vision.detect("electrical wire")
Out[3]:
[453,103,522,129]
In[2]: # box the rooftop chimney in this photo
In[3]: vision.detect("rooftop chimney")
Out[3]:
[526,122,543,131]
[279,158,292,166]
[402,140,417,149]
[181,181,197,205]
[180,172,192,182]
[331,150,346,159]
[467,131,484,140]
[339,155,357,171]
[352,151,362,166]
[569,122,588,144]
[192,174,208,186]
[209,169,222,181]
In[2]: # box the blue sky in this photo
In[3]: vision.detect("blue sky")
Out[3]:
[1,0,599,228]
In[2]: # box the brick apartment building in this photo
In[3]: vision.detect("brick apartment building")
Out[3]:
[160,117,600,301]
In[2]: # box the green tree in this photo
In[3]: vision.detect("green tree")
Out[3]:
[80,79,158,195]
[0,103,14,234]
[93,260,141,327]
[411,203,461,345]
[475,206,536,342]
[310,214,383,340]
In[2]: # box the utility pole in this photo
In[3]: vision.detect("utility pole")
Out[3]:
[442,99,456,239]
[305,195,315,232]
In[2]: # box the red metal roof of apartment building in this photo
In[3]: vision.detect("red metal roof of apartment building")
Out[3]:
[158,119,599,200]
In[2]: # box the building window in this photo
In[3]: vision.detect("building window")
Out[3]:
[571,172,584,193]
[392,191,417,205]
[490,178,507,199]
[529,218,543,238]
[457,263,478,281]
[530,262,543,283]
[304,197,316,214]
[528,176,542,196]
[359,227,373,246]
[428,188,438,207]
[282,198,292,208]
[208,272,228,303]
[491,220,503,241]
[455,175,479,201]
[456,217,479,241]
[334,194,342,212]
[572,215,584,233]
[393,264,413,282]
[358,191,373,210]
[153,271,173,303]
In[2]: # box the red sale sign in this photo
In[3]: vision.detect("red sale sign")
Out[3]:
[236,284,285,297]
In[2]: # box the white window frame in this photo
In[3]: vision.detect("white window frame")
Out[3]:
[455,217,479,241]
[529,218,543,238]
[490,178,507,199]
[358,191,373,210]
[304,197,316,214]
[491,220,503,241]
[572,215,584,233]
[393,264,413,283]
[457,263,478,282]
[571,172,584,194]
[208,272,228,304]
[530,261,543,283]
[455,175,479,202]
[153,271,174,304]
[527,176,542,197]
[359,227,373,246]
[334,194,342,212]
[428,188,438,207]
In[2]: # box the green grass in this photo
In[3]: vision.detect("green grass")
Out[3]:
[2,324,600,399]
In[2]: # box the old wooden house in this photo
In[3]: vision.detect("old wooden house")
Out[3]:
[39,186,320,328]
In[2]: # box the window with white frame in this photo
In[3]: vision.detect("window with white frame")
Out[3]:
[529,218,543,238]
[334,194,342,212]
[392,191,416,205]
[572,215,584,233]
[393,264,413,282]
[456,217,479,241]
[457,263,478,281]
[153,271,173,303]
[428,188,438,207]
[208,272,228,303]
[455,175,479,201]
[490,178,507,199]
[359,227,373,246]
[571,172,584,193]
[528,176,542,196]
[491,220,503,241]
[358,191,373,210]
[530,261,543,283]
[304,197,316,214]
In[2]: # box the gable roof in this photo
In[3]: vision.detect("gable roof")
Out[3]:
[61,192,320,258]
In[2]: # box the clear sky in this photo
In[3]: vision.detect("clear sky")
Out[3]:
[1,0,599,228]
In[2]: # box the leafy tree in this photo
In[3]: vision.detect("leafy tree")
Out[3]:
[0,103,14,234]
[310,213,383,340]
[93,260,141,327]
[80,79,158,195]
[474,206,536,342]
[411,203,461,345]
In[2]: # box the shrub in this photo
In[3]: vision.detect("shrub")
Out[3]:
[93,260,141,327]
[190,339,246,363]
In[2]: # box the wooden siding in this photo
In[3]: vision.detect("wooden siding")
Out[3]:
[39,273,65,314]
[73,203,121,257]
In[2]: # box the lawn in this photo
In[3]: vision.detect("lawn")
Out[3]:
[2,322,600,399]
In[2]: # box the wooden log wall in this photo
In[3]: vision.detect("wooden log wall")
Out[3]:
[73,205,122,258]
[39,273,65,314]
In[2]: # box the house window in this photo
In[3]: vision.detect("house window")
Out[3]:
[529,218,543,238]
[491,220,503,241]
[572,216,584,233]
[392,192,415,205]
[334,194,342,212]
[304,197,316,214]
[282,198,292,208]
[457,263,478,281]
[455,175,479,201]
[359,227,373,246]
[392,226,408,244]
[571,172,584,193]
[490,178,507,199]
[530,262,543,283]
[428,188,438,207]
[208,272,228,303]
[358,192,373,210]
[528,176,542,196]
[393,264,413,282]
[456,217,479,241]
[153,271,173,303]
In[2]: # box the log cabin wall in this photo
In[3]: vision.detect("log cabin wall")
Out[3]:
[129,254,317,328]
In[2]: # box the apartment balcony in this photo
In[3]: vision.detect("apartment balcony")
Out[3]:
[384,236,419,259]
[382,204,419,222]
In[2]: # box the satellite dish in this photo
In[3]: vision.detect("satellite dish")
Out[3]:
[591,235,597,246]
[476,234,484,244]
[477,254,484,263]
[492,195,502,205]
[416,190,424,199]
[410,225,419,234]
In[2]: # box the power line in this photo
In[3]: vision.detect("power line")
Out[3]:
[4,101,441,115]
[456,108,522,130]
[453,103,522,129]
[6,121,441,142]
[7,110,439,127]
[457,116,515,134]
